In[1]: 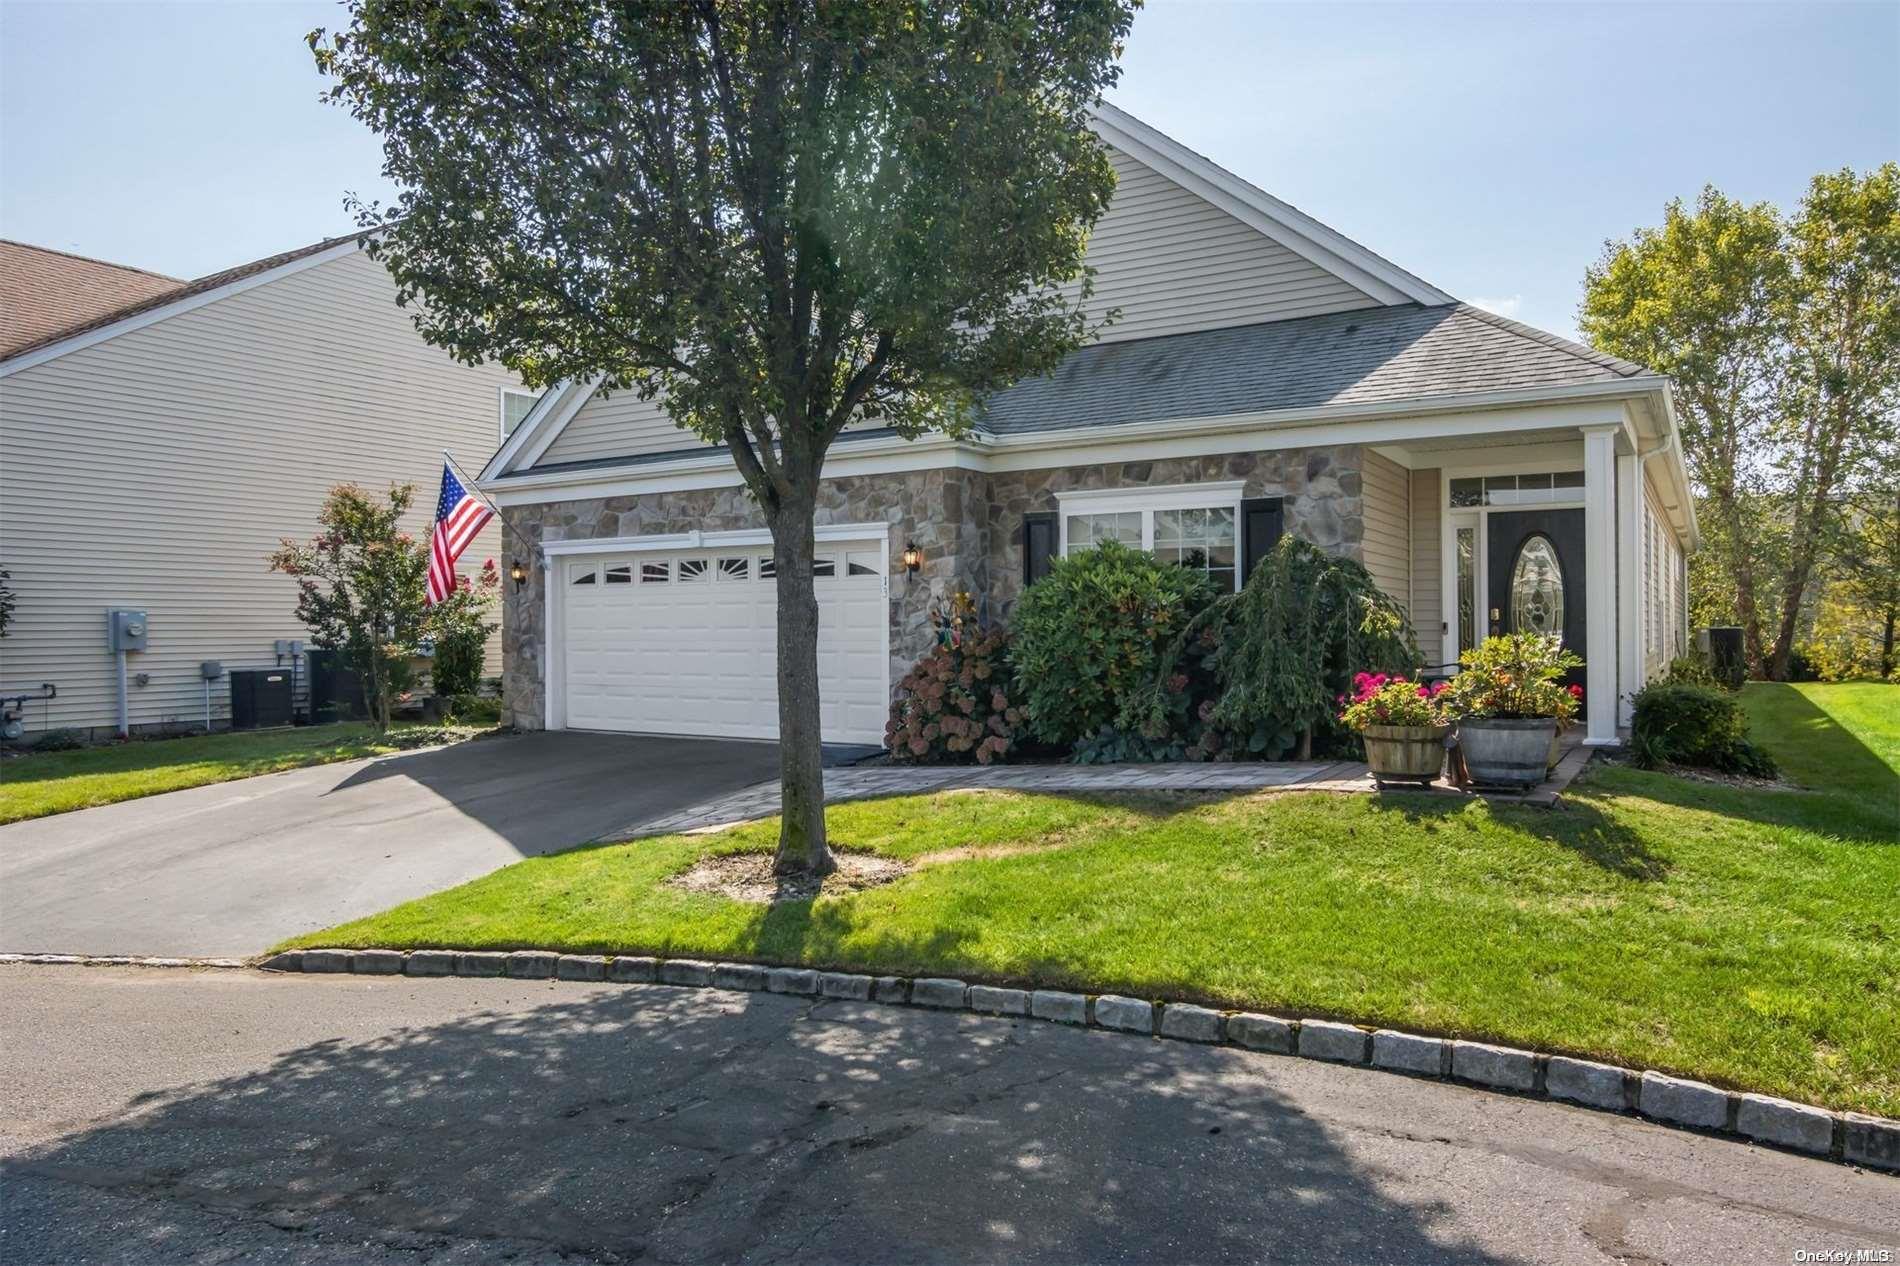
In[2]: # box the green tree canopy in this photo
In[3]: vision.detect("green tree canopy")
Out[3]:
[313,0,1137,871]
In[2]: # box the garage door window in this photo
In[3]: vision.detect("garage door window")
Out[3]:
[570,565,596,585]
[641,561,670,583]
[679,558,708,581]
[718,556,749,580]
[846,550,882,576]
[812,556,835,577]
[757,556,776,579]
[604,564,632,584]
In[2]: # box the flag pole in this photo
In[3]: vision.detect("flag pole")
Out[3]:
[441,448,543,579]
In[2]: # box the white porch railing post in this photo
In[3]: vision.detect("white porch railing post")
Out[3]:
[1582,424,1622,745]
[1616,450,1642,729]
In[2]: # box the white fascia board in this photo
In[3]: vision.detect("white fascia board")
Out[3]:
[1055,480,1247,512]
[542,521,889,556]
[479,378,597,480]
[1089,104,1455,308]
[485,381,1657,506]
[0,237,367,378]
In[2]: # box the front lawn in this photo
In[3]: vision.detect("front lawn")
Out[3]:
[0,723,482,824]
[284,680,1899,1116]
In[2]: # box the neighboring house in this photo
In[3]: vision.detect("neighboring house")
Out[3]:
[481,105,1697,749]
[0,235,527,737]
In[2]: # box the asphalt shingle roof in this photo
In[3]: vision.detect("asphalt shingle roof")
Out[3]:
[0,231,364,364]
[503,303,1659,478]
[976,303,1654,436]
[0,241,184,360]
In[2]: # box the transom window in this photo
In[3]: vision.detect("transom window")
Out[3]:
[1449,471,1584,508]
[1057,481,1245,592]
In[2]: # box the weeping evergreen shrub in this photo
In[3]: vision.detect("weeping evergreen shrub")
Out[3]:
[1126,536,1417,759]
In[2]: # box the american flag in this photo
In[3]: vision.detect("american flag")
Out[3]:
[426,462,495,605]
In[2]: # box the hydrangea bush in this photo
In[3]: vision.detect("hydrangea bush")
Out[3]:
[887,594,1022,764]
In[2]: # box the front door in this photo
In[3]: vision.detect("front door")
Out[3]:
[1486,509,1586,681]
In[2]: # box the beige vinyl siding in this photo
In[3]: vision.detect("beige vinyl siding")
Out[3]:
[526,143,1385,471]
[0,248,518,734]
[1061,147,1380,345]
[537,385,693,467]
[1360,450,1411,614]
[1408,468,1442,654]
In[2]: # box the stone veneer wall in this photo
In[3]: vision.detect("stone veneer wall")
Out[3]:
[499,444,1367,729]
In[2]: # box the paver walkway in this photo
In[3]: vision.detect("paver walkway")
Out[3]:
[630,759,1373,836]
[627,735,1596,839]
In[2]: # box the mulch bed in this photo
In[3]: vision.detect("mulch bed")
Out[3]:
[669,852,911,904]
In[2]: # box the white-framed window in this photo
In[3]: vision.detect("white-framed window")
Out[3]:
[1055,481,1245,591]
[499,387,541,438]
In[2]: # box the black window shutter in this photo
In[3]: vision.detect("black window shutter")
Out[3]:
[1022,512,1058,587]
[1240,497,1284,585]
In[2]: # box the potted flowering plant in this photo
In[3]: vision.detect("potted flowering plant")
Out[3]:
[1337,672,1451,787]
[1439,632,1584,788]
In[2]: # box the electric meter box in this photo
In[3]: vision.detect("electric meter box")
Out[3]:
[108,609,149,652]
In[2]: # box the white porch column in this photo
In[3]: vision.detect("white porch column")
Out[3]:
[1582,424,1621,745]
[1616,451,1642,729]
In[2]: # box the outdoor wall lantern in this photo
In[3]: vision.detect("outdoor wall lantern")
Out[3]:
[509,560,530,591]
[901,542,923,573]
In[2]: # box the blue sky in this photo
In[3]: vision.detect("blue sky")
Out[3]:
[2,1,1893,341]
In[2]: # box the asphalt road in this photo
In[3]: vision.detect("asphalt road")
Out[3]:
[2,967,1893,1264]
[0,732,782,957]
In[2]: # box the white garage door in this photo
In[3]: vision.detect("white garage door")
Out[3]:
[557,540,889,744]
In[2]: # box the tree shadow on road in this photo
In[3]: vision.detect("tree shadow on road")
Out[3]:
[2,980,1519,1264]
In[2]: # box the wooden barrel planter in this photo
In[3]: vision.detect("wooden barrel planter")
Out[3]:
[1362,723,1449,789]
[1457,717,1560,789]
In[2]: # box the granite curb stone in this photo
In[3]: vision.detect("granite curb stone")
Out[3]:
[1639,1071,1731,1130]
[968,985,1031,1016]
[1545,1056,1630,1111]
[1091,995,1154,1034]
[556,954,609,981]
[911,978,969,1009]
[818,972,875,1001]
[1736,1093,1834,1155]
[404,950,456,977]
[658,959,715,987]
[507,951,559,979]
[872,976,910,1004]
[302,949,353,974]
[1158,1004,1224,1043]
[1297,1019,1369,1064]
[1226,1013,1296,1054]
[1843,1113,1900,1171]
[352,949,405,976]
[454,952,508,978]
[1372,1029,1445,1076]
[765,967,819,995]
[1452,1041,1538,1092]
[608,956,658,983]
[1029,990,1088,1026]
[715,962,768,992]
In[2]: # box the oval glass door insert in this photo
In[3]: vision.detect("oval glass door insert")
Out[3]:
[1510,535,1565,639]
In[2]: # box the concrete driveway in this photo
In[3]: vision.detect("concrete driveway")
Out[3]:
[4,967,1893,1264]
[0,732,782,958]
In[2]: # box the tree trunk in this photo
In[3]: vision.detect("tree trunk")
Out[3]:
[770,500,834,876]
[1882,609,1896,680]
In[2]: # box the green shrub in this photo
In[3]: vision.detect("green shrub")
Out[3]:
[1660,651,1728,690]
[1130,537,1416,759]
[887,619,1021,765]
[28,728,84,753]
[1630,682,1778,777]
[446,693,503,726]
[1010,541,1217,750]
